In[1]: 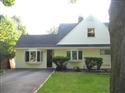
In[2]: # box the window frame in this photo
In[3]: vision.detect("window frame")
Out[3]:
[87,28,95,37]
[67,50,83,61]
[25,50,43,63]
[25,51,29,62]
[100,49,111,55]
[30,51,37,62]
[72,51,77,60]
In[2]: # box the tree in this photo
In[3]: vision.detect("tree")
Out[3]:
[11,16,27,35]
[0,0,16,64]
[47,26,58,34]
[0,41,12,61]
[0,16,21,60]
[109,0,125,93]
[0,0,15,6]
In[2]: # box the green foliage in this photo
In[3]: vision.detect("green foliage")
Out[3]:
[84,57,103,71]
[3,0,15,6]
[0,41,9,62]
[11,16,27,35]
[0,16,21,45]
[0,16,21,60]
[52,56,70,62]
[73,66,81,72]
[52,56,70,71]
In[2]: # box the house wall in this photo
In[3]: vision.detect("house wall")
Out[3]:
[53,49,84,69]
[83,49,111,68]
[15,49,47,68]
[54,49,67,56]
[53,48,111,69]
[15,48,111,69]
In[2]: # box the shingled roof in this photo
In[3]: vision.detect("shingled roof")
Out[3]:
[16,23,77,48]
[16,22,109,48]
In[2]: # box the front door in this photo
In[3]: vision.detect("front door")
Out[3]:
[47,50,53,67]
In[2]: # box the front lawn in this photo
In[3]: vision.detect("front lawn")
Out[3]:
[37,72,110,93]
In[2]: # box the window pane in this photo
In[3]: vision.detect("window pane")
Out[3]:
[67,51,71,59]
[100,49,110,55]
[78,51,82,60]
[88,28,95,37]
[100,49,105,55]
[72,51,77,60]
[41,51,43,61]
[105,49,110,55]
[25,51,29,62]
[37,51,40,62]
[30,51,36,62]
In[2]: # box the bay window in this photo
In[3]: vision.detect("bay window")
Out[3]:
[25,50,43,63]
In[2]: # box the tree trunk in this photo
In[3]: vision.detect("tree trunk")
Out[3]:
[109,0,125,93]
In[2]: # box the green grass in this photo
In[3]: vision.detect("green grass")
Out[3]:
[37,72,110,93]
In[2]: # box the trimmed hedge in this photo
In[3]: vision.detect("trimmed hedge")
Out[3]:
[84,57,103,71]
[52,56,70,71]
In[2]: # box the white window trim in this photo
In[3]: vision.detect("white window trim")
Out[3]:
[28,48,37,51]
[68,50,83,61]
[87,28,95,38]
[25,49,43,63]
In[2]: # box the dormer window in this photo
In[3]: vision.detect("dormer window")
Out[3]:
[87,28,95,37]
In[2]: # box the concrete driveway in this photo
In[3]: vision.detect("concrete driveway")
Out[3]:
[0,69,53,93]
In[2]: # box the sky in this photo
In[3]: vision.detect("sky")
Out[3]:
[0,0,111,35]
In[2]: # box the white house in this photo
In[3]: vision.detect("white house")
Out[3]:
[15,16,111,69]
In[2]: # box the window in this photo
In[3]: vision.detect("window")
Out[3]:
[72,51,77,60]
[25,51,29,62]
[25,50,43,62]
[88,28,95,37]
[67,51,82,60]
[37,51,40,62]
[30,51,36,62]
[78,51,82,60]
[100,49,110,55]
[67,51,70,59]
[41,51,43,61]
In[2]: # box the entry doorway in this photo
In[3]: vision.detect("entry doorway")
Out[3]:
[47,50,53,67]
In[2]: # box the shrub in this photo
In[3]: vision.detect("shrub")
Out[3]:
[52,56,70,71]
[84,57,103,71]
[73,66,81,72]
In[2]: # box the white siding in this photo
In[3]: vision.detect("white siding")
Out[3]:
[57,16,110,45]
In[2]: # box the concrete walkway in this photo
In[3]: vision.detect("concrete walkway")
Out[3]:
[0,69,53,93]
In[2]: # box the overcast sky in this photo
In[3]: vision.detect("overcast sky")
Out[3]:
[0,0,111,35]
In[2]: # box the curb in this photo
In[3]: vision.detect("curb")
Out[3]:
[34,70,55,93]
